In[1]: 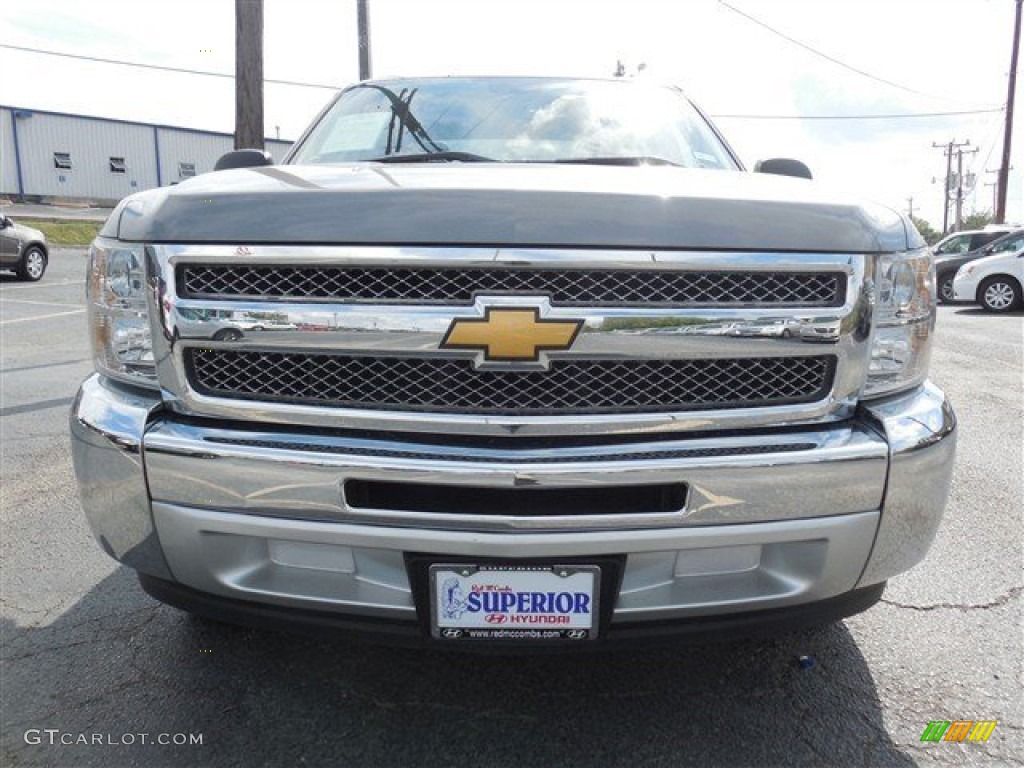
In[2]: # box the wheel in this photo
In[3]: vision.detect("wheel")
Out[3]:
[977,276,1022,313]
[213,328,243,341]
[938,273,955,304]
[16,246,46,282]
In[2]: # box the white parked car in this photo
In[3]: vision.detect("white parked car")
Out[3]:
[952,246,1024,312]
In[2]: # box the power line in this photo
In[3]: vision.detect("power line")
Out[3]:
[968,110,1009,196]
[0,42,341,90]
[0,41,1004,122]
[711,108,1003,120]
[718,1,999,107]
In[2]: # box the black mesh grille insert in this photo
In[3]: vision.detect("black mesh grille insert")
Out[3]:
[179,265,844,307]
[344,480,687,516]
[187,350,835,415]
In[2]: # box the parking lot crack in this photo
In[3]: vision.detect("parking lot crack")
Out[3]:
[2,636,110,662]
[880,585,1022,612]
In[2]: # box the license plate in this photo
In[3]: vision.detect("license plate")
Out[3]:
[429,564,600,641]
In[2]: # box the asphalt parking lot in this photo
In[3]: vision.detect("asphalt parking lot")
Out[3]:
[1,248,1021,768]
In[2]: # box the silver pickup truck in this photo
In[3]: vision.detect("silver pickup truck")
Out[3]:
[71,76,955,647]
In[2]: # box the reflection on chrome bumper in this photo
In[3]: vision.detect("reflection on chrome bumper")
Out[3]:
[856,382,957,586]
[143,420,889,531]
[69,376,171,579]
[70,374,955,621]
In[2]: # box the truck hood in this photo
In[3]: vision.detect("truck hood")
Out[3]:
[106,163,915,252]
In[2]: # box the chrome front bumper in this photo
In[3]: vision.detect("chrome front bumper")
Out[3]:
[70,375,956,625]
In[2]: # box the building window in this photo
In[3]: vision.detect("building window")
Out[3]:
[178,162,196,179]
[53,152,72,170]
[109,157,126,174]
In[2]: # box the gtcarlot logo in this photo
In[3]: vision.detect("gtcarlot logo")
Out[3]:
[24,729,204,746]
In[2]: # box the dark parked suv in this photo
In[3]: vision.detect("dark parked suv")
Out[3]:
[932,227,1014,259]
[935,228,1024,303]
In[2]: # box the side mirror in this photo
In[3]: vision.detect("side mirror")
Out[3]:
[0,217,9,229]
[754,158,813,180]
[214,149,274,172]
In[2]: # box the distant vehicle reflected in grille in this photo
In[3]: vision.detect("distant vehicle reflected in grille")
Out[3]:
[179,265,844,307]
[187,349,836,415]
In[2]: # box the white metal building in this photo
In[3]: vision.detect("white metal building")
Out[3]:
[0,106,293,205]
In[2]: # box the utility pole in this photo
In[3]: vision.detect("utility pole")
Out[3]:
[235,0,264,150]
[984,179,998,213]
[983,168,999,214]
[907,196,915,219]
[954,144,978,231]
[995,0,1021,223]
[612,60,646,78]
[933,140,973,233]
[357,0,371,81]
[985,168,1008,213]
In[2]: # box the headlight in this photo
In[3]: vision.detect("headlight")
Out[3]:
[864,248,935,398]
[87,238,157,387]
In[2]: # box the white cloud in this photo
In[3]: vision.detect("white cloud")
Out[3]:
[0,0,1019,224]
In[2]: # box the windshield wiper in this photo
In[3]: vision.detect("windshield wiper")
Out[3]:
[355,84,444,155]
[550,156,682,168]
[367,151,497,164]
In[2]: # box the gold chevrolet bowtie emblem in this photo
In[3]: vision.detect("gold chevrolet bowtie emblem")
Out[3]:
[441,308,583,362]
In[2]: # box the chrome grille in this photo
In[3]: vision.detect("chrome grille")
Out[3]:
[179,265,844,307]
[187,350,835,415]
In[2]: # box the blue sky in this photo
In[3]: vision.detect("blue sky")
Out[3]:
[0,0,1020,227]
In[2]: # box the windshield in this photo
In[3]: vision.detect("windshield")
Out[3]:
[989,231,1024,254]
[933,234,971,256]
[289,78,739,170]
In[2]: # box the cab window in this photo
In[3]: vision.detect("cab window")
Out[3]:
[934,235,971,255]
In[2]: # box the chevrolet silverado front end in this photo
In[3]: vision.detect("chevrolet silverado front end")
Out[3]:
[71,77,955,647]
